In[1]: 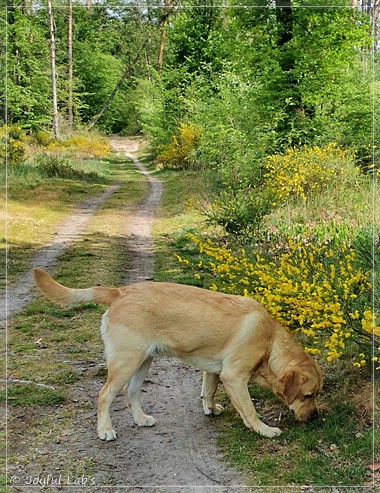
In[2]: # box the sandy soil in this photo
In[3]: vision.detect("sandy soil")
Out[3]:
[5,138,244,492]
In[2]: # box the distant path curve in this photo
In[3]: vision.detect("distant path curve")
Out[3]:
[108,137,163,283]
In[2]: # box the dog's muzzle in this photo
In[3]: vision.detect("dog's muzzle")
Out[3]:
[293,408,319,423]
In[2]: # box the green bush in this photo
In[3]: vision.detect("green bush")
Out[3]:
[134,68,194,153]
[34,152,102,182]
[204,187,274,236]
[35,153,76,178]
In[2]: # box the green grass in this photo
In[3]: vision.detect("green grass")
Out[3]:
[211,375,378,487]
[1,155,140,286]
[2,384,66,407]
[152,166,206,285]
[263,175,378,243]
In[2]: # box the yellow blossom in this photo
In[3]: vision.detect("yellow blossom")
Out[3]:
[179,233,377,368]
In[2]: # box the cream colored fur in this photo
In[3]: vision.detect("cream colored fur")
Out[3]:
[33,268,322,441]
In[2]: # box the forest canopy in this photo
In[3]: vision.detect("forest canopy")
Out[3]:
[1,1,378,156]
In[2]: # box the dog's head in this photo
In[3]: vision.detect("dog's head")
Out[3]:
[278,360,322,422]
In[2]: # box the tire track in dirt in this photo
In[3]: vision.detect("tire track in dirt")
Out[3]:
[0,183,122,329]
[123,151,163,284]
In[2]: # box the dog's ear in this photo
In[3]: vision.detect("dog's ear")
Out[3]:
[280,370,302,404]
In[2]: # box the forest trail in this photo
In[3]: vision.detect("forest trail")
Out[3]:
[108,136,163,284]
[0,180,122,329]
[6,138,244,492]
[93,137,243,491]
[0,138,157,326]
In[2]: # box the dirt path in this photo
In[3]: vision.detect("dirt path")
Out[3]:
[6,138,244,491]
[100,137,243,491]
[0,183,122,329]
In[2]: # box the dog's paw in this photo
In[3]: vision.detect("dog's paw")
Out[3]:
[212,404,225,416]
[134,414,156,427]
[204,404,225,416]
[98,428,117,441]
[256,423,282,438]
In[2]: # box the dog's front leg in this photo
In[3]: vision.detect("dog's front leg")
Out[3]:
[220,372,282,438]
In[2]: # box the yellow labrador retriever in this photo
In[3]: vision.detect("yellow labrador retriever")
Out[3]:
[33,268,322,441]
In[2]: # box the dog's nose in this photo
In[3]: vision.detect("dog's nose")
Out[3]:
[310,408,319,420]
[303,409,319,422]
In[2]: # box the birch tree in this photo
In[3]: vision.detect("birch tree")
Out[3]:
[47,0,59,138]
[68,0,73,130]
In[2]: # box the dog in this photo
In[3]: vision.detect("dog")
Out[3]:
[33,268,322,441]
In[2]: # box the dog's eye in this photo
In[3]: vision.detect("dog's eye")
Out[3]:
[304,394,314,399]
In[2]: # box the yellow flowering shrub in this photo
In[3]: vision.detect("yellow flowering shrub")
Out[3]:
[32,129,53,147]
[0,125,27,165]
[157,122,201,169]
[177,234,379,367]
[265,144,357,204]
[47,134,110,158]
[64,135,110,157]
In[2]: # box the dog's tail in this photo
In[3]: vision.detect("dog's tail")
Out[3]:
[33,268,122,307]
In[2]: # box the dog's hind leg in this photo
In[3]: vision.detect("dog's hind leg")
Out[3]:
[97,355,145,441]
[124,357,156,427]
[201,372,224,416]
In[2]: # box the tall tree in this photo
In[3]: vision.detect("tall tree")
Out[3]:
[372,0,379,39]
[68,0,73,130]
[47,0,59,138]
[157,0,172,71]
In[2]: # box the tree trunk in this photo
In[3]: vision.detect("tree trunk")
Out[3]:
[68,0,73,131]
[86,0,91,12]
[372,0,379,40]
[157,0,171,71]
[47,0,59,138]
[275,0,293,71]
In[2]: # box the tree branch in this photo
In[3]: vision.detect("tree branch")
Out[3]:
[87,40,148,131]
